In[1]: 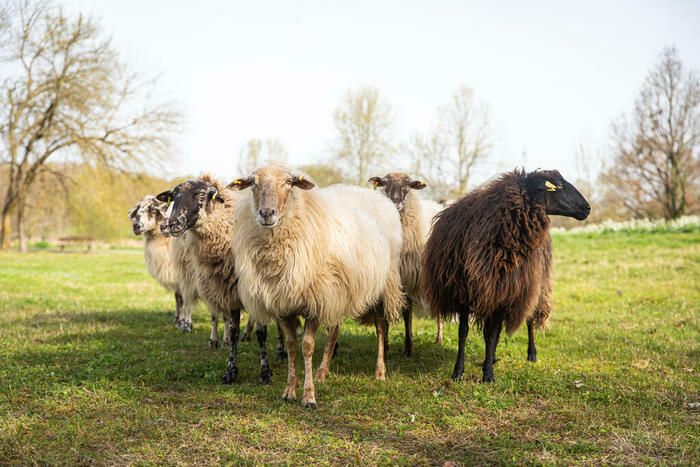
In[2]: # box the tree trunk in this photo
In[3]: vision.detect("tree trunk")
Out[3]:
[17,197,28,253]
[0,209,12,250]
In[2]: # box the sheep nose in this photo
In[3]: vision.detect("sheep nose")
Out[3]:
[259,208,276,219]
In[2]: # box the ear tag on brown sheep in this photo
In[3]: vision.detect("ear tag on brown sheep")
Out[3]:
[372,181,378,190]
[166,196,171,209]
[545,181,557,192]
[211,189,218,203]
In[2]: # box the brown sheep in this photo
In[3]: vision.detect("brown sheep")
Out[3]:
[421,169,590,382]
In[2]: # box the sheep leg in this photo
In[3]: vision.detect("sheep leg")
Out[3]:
[402,300,413,357]
[221,309,241,384]
[482,313,504,383]
[451,310,470,381]
[280,316,299,402]
[256,323,272,385]
[316,324,340,383]
[182,301,193,333]
[301,318,320,408]
[374,314,388,381]
[527,320,537,362]
[209,312,219,349]
[241,318,254,342]
[385,318,390,353]
[174,292,183,326]
[436,316,444,345]
[222,313,231,346]
[276,319,288,361]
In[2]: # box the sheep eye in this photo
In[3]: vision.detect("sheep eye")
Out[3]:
[285,180,293,185]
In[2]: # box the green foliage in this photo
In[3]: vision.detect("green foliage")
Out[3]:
[0,231,698,464]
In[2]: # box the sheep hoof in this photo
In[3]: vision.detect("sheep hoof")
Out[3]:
[375,371,387,381]
[301,400,317,409]
[240,333,251,342]
[174,319,183,330]
[209,339,219,349]
[481,373,495,383]
[221,368,238,385]
[527,353,537,363]
[436,337,444,345]
[315,369,328,383]
[181,322,193,333]
[260,367,272,385]
[450,372,463,382]
[222,339,231,347]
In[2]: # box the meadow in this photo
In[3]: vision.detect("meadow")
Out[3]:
[0,230,698,464]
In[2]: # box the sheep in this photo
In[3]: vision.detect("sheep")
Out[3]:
[421,169,590,383]
[368,172,445,356]
[156,175,283,384]
[128,196,183,324]
[228,164,404,407]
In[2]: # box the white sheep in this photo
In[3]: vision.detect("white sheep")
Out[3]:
[156,175,278,384]
[128,195,184,326]
[228,164,404,408]
[368,173,447,353]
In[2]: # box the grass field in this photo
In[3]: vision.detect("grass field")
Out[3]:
[0,231,699,464]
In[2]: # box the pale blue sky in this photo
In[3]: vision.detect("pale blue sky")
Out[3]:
[63,0,700,184]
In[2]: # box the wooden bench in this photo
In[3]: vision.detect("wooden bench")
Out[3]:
[57,236,96,252]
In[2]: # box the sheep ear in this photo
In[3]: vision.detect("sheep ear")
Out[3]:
[409,180,427,190]
[127,205,138,220]
[207,187,224,204]
[155,191,171,202]
[368,177,385,189]
[293,175,314,190]
[227,177,254,190]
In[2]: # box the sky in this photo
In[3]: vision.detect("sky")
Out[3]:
[62,0,700,185]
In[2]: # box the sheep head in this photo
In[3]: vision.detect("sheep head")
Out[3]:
[228,165,314,228]
[128,195,169,235]
[155,177,224,237]
[368,172,426,212]
[524,170,591,221]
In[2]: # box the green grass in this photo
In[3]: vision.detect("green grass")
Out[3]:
[0,232,698,464]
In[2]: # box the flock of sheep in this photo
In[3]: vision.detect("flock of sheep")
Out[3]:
[128,164,591,407]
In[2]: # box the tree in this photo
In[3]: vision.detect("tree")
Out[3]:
[603,47,700,220]
[332,85,394,185]
[441,85,492,196]
[298,162,346,187]
[406,127,451,200]
[0,0,180,251]
[236,138,287,175]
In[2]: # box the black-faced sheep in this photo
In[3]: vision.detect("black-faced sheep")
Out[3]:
[228,164,404,407]
[157,175,277,384]
[421,169,590,383]
[368,172,445,356]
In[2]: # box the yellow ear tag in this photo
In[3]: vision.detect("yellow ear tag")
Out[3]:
[545,181,557,192]
[212,190,218,203]
[232,180,241,185]
[299,175,304,182]
[372,181,378,190]
[166,196,171,209]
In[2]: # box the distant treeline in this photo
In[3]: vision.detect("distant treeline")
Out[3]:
[0,164,181,243]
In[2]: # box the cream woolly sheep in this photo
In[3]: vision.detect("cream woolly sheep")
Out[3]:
[128,195,185,327]
[157,176,276,384]
[228,164,405,407]
[368,173,446,355]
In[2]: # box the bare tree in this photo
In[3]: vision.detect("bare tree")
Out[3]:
[441,85,492,196]
[406,127,450,200]
[332,85,394,185]
[0,0,180,251]
[237,138,287,174]
[603,47,700,220]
